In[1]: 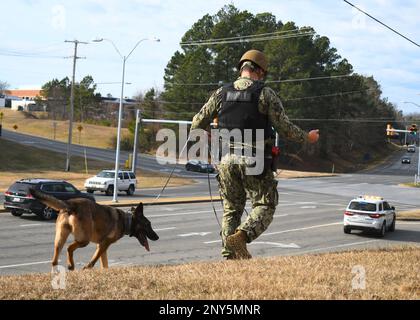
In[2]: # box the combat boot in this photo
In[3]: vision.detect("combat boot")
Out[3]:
[225,230,252,260]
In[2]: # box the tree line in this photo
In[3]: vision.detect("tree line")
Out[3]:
[8,5,405,170]
[157,4,401,169]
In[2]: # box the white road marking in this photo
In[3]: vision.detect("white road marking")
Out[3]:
[152,210,213,218]
[319,203,348,207]
[204,222,342,245]
[250,241,300,249]
[279,203,311,207]
[273,214,289,218]
[159,169,182,173]
[20,224,43,227]
[154,227,176,232]
[298,240,379,254]
[262,222,342,237]
[0,260,53,269]
[204,240,221,244]
[300,206,317,209]
[179,232,211,237]
[161,207,176,212]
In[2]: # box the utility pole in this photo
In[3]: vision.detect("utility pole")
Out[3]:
[64,40,87,172]
[132,109,141,173]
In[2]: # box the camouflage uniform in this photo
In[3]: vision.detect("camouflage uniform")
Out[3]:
[191,77,308,257]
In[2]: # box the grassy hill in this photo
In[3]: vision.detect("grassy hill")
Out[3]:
[0,109,127,149]
[0,138,193,191]
[0,246,418,300]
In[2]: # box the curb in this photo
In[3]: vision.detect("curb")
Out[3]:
[0,196,221,213]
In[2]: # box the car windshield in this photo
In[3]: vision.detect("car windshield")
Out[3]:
[348,201,377,212]
[97,171,115,178]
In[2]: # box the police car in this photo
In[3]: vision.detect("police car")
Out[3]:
[343,195,396,237]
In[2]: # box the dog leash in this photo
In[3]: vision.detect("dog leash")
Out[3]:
[207,167,222,228]
[154,136,190,201]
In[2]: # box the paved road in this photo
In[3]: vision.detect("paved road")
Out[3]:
[1,179,420,275]
[367,146,419,176]
[1,130,420,275]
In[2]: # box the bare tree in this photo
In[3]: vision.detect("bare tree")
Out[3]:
[0,81,9,95]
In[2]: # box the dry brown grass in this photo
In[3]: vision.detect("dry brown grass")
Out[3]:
[0,171,193,193]
[0,138,193,192]
[0,246,418,300]
[0,109,127,149]
[276,170,335,179]
[397,210,420,221]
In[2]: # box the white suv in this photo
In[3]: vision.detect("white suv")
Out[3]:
[343,195,396,237]
[407,145,416,153]
[84,170,137,196]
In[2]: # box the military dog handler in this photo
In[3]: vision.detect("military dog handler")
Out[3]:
[191,49,320,260]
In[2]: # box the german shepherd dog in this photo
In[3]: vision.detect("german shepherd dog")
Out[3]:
[29,188,159,270]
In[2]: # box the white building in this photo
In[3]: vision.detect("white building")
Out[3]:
[2,89,45,111]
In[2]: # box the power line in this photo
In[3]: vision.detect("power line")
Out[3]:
[0,51,65,59]
[169,74,354,86]
[180,31,315,46]
[291,118,398,123]
[150,88,375,106]
[343,0,420,48]
[180,27,311,45]
[269,74,354,83]
[0,43,69,59]
[285,89,375,101]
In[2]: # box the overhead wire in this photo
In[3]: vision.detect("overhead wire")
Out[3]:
[180,30,315,46]
[181,27,312,44]
[343,0,420,48]
[169,74,355,86]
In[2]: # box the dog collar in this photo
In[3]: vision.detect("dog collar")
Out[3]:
[124,211,133,236]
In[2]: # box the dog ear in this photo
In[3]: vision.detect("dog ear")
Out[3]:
[134,202,144,217]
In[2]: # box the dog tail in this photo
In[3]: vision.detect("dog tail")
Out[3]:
[29,188,70,212]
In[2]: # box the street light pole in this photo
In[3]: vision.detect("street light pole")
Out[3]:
[112,57,127,202]
[132,109,141,173]
[93,37,159,202]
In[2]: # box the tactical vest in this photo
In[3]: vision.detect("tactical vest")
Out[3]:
[218,81,273,145]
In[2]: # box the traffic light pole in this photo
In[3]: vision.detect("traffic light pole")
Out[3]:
[417,146,420,184]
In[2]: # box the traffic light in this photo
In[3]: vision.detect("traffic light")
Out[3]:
[410,124,418,135]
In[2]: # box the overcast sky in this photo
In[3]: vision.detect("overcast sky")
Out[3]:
[1,0,419,114]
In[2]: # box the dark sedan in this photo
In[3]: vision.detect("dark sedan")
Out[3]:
[185,160,216,173]
[402,158,411,164]
[4,179,95,220]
